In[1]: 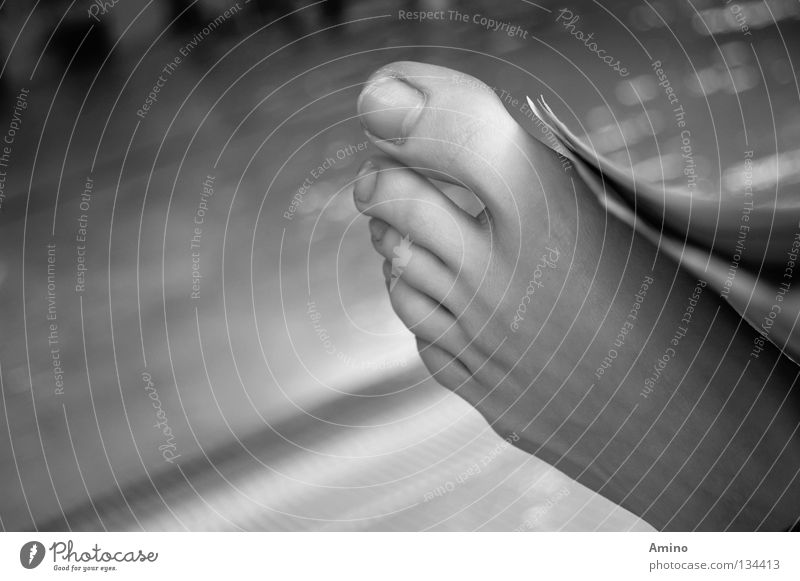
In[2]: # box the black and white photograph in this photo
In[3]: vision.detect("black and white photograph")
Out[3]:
[1,0,799,576]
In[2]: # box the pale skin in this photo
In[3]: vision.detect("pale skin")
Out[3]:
[352,61,800,531]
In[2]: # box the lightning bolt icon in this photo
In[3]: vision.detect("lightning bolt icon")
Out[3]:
[389,234,413,292]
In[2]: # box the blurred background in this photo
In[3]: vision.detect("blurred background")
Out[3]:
[0,0,798,531]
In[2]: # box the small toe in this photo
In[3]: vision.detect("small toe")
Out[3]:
[354,157,486,268]
[369,218,468,310]
[387,277,472,361]
[415,338,474,393]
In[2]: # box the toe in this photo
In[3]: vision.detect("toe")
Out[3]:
[415,338,474,393]
[369,218,465,308]
[387,277,471,357]
[357,61,564,225]
[354,156,486,268]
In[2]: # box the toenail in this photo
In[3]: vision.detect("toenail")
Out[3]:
[354,159,377,203]
[357,75,425,143]
[369,219,389,242]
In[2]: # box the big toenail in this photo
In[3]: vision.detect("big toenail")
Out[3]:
[357,76,424,143]
[369,219,389,242]
[354,159,377,203]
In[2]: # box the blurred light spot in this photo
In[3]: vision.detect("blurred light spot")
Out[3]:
[723,148,800,191]
[586,106,614,131]
[769,58,795,85]
[685,64,759,97]
[638,109,664,135]
[695,178,716,193]
[615,75,658,106]
[723,65,759,94]
[607,150,638,167]
[715,41,751,67]
[633,153,683,181]
[692,0,800,36]
[628,1,675,31]
[693,155,713,179]
[587,125,625,154]
[584,112,663,154]
[685,67,723,97]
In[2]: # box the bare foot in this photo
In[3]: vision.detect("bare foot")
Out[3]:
[353,62,800,531]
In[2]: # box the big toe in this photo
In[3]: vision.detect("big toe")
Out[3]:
[357,61,563,225]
